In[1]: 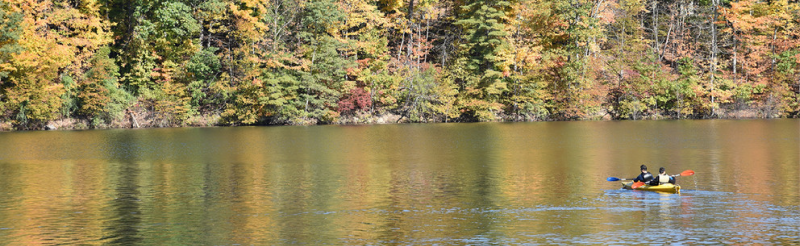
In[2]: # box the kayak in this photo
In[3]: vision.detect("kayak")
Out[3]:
[622,181,681,194]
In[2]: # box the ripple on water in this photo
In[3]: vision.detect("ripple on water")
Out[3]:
[1,121,798,245]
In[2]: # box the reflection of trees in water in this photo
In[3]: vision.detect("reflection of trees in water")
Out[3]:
[102,161,142,245]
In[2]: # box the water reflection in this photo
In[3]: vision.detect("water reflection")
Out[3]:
[103,161,142,245]
[0,119,798,244]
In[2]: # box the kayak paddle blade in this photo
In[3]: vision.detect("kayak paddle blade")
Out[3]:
[607,177,620,181]
[631,182,646,189]
[680,170,695,177]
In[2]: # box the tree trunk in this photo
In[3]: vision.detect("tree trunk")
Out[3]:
[653,0,659,57]
[128,109,140,128]
[407,0,415,19]
[710,0,719,116]
[733,29,737,85]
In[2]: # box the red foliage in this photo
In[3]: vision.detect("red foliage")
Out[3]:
[337,87,372,114]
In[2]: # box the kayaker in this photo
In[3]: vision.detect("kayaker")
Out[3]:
[633,165,653,184]
[652,167,676,185]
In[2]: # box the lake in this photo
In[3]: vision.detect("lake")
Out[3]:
[0,119,798,244]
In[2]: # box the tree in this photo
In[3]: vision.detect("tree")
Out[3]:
[289,0,353,124]
[185,47,223,110]
[0,0,112,129]
[0,2,22,82]
[452,0,515,120]
[78,47,133,126]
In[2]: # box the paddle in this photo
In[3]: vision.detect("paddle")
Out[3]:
[631,170,695,189]
[675,170,695,177]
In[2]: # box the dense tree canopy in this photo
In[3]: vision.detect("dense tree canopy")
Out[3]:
[0,0,798,129]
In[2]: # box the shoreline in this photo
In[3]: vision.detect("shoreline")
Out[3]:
[1,108,793,132]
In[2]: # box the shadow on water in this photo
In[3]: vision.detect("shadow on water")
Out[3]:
[101,161,142,245]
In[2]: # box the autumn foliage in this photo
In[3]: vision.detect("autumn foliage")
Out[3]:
[0,0,798,129]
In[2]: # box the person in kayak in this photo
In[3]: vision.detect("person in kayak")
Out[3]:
[651,167,676,185]
[633,165,653,184]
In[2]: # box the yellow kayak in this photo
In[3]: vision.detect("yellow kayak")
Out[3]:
[622,181,681,194]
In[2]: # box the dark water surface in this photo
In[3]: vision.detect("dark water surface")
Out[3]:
[1,119,798,244]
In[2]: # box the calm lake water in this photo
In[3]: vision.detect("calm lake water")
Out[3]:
[0,119,798,244]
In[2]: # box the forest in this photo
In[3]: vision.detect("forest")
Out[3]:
[0,0,798,130]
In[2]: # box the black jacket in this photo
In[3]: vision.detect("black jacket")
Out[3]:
[633,171,653,183]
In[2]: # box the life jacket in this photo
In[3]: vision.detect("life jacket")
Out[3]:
[657,174,670,184]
